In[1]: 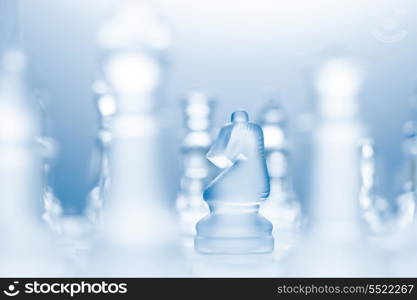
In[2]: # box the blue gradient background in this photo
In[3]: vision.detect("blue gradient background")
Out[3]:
[1,0,416,214]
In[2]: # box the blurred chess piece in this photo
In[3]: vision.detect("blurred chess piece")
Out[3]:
[85,80,115,226]
[38,89,102,273]
[287,57,384,276]
[58,79,116,275]
[97,0,171,58]
[191,253,277,277]
[39,134,63,234]
[34,88,99,272]
[0,49,66,276]
[89,0,185,276]
[363,122,417,265]
[175,92,214,248]
[58,79,117,273]
[195,110,274,254]
[358,139,391,234]
[34,91,63,234]
[258,99,302,256]
[390,123,417,276]
[391,122,417,276]
[395,121,417,229]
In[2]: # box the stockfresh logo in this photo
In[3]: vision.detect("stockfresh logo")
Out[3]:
[3,281,20,297]
[371,8,408,43]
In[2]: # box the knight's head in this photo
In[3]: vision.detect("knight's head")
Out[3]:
[205,110,270,201]
[206,110,265,168]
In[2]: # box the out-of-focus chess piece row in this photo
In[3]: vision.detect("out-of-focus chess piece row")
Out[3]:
[3,0,417,278]
[0,0,184,277]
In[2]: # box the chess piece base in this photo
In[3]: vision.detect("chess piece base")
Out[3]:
[194,211,274,254]
[195,235,274,254]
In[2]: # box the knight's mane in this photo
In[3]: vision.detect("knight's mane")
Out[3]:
[246,122,266,155]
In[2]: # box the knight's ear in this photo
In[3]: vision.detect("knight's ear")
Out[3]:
[207,155,233,169]
[206,126,234,168]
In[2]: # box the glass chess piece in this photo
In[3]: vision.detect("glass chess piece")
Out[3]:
[361,123,417,257]
[59,81,116,274]
[391,118,417,276]
[97,0,171,59]
[38,92,101,273]
[286,56,386,276]
[395,121,417,229]
[85,80,115,226]
[258,99,302,256]
[191,253,278,277]
[37,111,63,235]
[87,1,186,276]
[35,93,64,234]
[0,49,66,276]
[391,220,417,276]
[36,84,111,274]
[175,92,214,248]
[195,110,274,254]
[358,139,392,234]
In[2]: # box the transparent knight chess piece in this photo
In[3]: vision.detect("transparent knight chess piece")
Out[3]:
[258,99,302,254]
[358,139,391,234]
[175,92,214,246]
[0,49,66,276]
[195,110,274,254]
